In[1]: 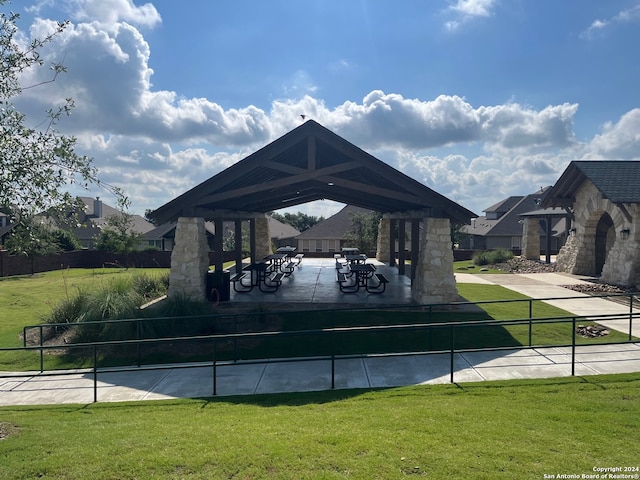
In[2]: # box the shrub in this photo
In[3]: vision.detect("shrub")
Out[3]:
[472,248,514,266]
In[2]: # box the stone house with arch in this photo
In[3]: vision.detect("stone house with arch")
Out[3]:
[539,160,640,287]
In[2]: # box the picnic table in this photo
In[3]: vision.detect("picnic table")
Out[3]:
[345,254,367,265]
[336,261,388,294]
[233,261,285,293]
[276,246,296,254]
[336,263,375,293]
[349,263,376,287]
[264,253,288,272]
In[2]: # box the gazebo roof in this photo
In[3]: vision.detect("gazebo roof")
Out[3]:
[149,120,477,225]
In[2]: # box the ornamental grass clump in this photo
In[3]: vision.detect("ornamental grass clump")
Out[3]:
[472,248,514,266]
[42,272,170,343]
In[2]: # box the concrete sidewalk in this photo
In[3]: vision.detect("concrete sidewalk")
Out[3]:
[1,270,639,406]
[2,343,640,406]
[455,271,640,337]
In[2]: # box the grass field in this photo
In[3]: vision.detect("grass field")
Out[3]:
[0,374,638,479]
[0,268,638,478]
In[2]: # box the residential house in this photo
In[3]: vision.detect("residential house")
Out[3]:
[460,187,567,252]
[141,216,299,251]
[72,197,155,249]
[295,205,373,253]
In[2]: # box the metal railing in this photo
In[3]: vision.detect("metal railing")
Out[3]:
[2,295,638,403]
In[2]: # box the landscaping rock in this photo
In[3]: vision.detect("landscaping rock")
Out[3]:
[493,258,556,274]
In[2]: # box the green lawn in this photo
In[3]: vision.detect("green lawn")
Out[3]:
[0,268,169,370]
[0,374,638,479]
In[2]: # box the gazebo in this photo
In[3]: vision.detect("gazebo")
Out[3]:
[148,120,477,303]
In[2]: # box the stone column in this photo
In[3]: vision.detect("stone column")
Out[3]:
[601,224,640,286]
[376,217,390,261]
[168,217,210,300]
[254,215,272,259]
[411,217,458,304]
[521,218,540,260]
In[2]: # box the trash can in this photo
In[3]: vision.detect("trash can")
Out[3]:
[206,270,230,302]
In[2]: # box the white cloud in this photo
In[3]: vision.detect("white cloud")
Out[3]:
[67,0,162,29]
[448,0,496,17]
[445,0,496,31]
[11,2,640,218]
[584,109,640,158]
[581,4,640,39]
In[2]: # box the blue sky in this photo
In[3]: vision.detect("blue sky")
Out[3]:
[13,0,640,219]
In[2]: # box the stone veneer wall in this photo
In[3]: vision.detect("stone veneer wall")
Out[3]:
[411,217,458,304]
[521,217,540,260]
[254,216,272,259]
[555,180,640,287]
[376,217,390,261]
[168,217,210,299]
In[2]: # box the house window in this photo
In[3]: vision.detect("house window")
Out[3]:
[315,240,323,252]
[511,236,521,249]
[301,239,310,252]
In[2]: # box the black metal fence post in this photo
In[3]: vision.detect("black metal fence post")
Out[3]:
[630,294,634,342]
[137,319,142,367]
[39,325,44,373]
[450,325,455,383]
[93,345,98,403]
[212,339,217,396]
[331,354,335,389]
[571,317,576,377]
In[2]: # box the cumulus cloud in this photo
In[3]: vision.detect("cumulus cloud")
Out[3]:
[12,1,640,217]
[67,0,162,29]
[584,109,640,158]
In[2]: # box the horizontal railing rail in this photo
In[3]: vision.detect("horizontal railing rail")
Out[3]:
[3,310,639,403]
[22,292,640,348]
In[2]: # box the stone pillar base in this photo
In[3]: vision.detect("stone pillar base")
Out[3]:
[376,217,390,261]
[168,217,210,300]
[255,216,272,259]
[411,218,458,304]
[521,218,540,260]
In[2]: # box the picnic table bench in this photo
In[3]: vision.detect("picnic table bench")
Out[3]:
[365,273,389,294]
[234,261,286,293]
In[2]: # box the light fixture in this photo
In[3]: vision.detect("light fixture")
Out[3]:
[569,228,576,236]
[620,228,630,240]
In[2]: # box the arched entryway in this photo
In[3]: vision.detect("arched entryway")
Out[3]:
[594,213,614,276]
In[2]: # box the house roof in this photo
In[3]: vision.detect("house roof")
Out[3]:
[542,160,640,208]
[75,197,155,237]
[141,217,298,242]
[484,196,524,214]
[462,187,566,237]
[296,205,372,240]
[148,120,477,225]
[268,217,300,240]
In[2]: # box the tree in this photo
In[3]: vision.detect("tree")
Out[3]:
[94,202,140,254]
[270,211,324,232]
[0,1,121,242]
[344,211,382,254]
[4,218,59,257]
